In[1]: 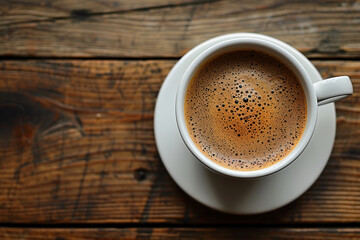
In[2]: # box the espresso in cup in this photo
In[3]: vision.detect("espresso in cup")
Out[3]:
[184,50,307,171]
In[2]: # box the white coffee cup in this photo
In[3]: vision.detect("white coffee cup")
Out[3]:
[175,38,353,178]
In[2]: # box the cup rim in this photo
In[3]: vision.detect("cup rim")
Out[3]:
[175,38,318,178]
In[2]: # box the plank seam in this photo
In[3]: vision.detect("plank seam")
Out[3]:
[0,223,359,229]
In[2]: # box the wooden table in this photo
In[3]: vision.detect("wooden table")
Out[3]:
[0,1,359,239]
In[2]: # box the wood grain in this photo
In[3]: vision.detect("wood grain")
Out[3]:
[1,0,360,58]
[0,60,359,224]
[1,228,360,239]
[0,0,200,25]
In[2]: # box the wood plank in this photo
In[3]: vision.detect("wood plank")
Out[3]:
[1,228,360,239]
[0,60,359,224]
[1,0,360,58]
[0,0,200,25]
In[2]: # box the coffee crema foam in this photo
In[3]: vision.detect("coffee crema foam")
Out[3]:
[184,50,307,171]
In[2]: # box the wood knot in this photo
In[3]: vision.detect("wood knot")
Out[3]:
[0,92,80,148]
[0,103,24,126]
[70,9,91,21]
[0,101,36,148]
[134,168,148,182]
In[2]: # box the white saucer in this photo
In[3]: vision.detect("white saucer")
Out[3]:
[154,33,336,214]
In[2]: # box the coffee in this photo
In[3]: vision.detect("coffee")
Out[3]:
[184,50,307,171]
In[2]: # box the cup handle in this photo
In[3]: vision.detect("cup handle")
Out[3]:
[313,76,353,106]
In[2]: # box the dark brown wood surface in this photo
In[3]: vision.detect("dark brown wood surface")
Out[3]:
[1,228,359,239]
[1,0,360,58]
[0,0,359,239]
[0,0,200,24]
